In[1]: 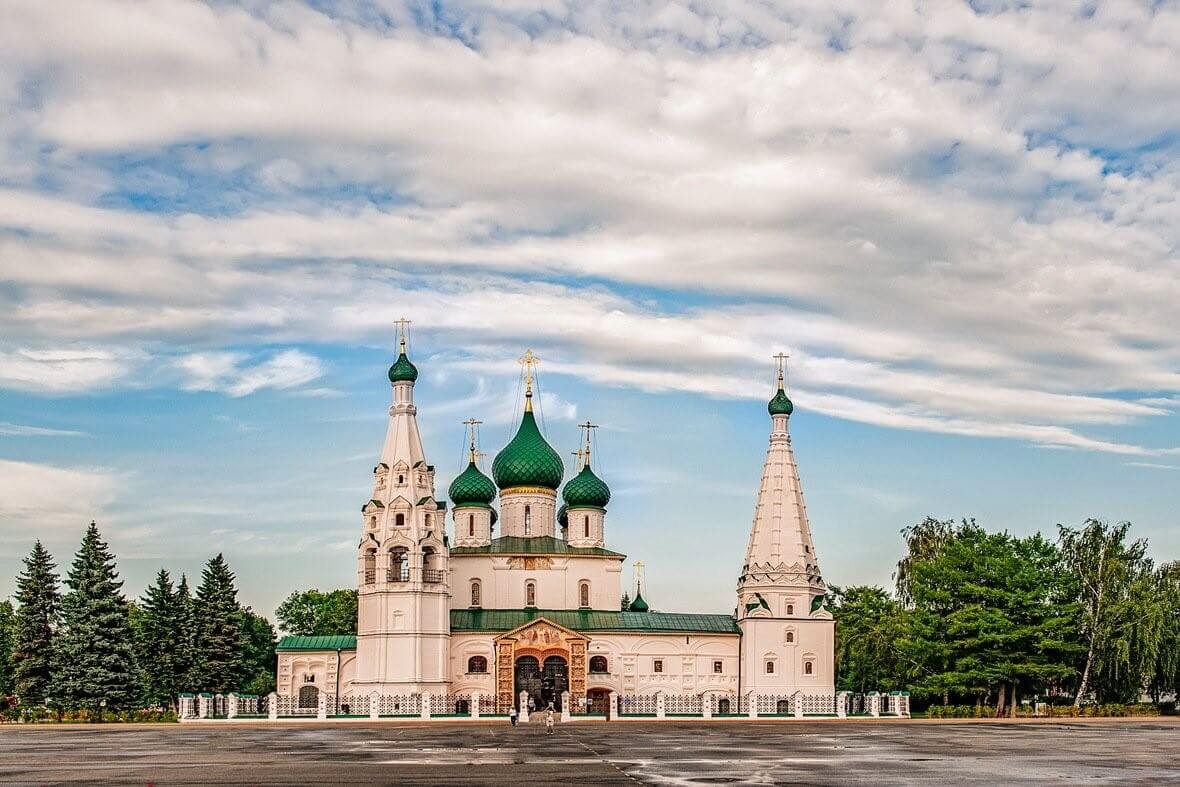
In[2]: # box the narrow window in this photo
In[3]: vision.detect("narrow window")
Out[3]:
[369,516,376,528]
[579,581,590,608]
[425,514,432,528]
[653,660,663,673]
[525,581,536,607]
[398,474,404,484]
[583,515,589,538]
[589,656,608,674]
[363,550,376,585]
[804,661,814,675]
[395,513,405,527]
[467,656,488,674]
[766,660,775,674]
[470,581,481,607]
[524,505,532,535]
[713,660,723,674]
[785,631,794,644]
[468,514,474,537]
[786,603,794,615]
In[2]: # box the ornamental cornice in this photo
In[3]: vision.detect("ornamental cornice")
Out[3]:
[499,485,558,498]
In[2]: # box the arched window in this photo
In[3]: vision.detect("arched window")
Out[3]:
[363,550,376,584]
[786,603,794,615]
[765,660,775,674]
[422,547,440,582]
[467,656,488,674]
[398,474,405,484]
[425,514,432,528]
[395,513,405,528]
[804,661,814,675]
[525,581,536,607]
[470,581,481,607]
[523,505,532,535]
[589,655,608,674]
[468,514,474,537]
[579,581,590,608]
[777,699,790,714]
[389,548,409,582]
[369,516,376,528]
[583,515,590,538]
[785,630,795,644]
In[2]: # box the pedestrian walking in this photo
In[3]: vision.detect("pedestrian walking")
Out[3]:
[544,704,554,735]
[509,706,518,727]
[528,697,535,713]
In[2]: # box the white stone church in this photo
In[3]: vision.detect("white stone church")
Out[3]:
[276,335,833,713]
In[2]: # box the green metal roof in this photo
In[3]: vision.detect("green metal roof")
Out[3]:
[451,609,738,634]
[492,406,564,490]
[451,535,624,558]
[276,635,358,651]
[448,461,497,507]
[562,463,611,509]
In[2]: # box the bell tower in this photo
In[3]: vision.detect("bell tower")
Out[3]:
[354,319,451,693]
[737,354,834,695]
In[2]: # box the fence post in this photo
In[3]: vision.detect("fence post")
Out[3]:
[420,693,431,720]
[703,695,712,719]
[794,691,804,719]
[608,692,618,721]
[198,693,211,719]
[227,693,238,720]
[560,691,570,723]
[869,692,880,718]
[518,691,530,722]
[655,691,666,720]
[369,692,381,720]
[836,691,848,718]
[899,692,910,718]
[178,694,195,721]
[317,691,327,721]
[468,691,480,720]
[268,692,278,720]
[747,692,758,719]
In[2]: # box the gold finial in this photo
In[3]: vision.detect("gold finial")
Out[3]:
[462,417,483,463]
[635,560,645,596]
[578,420,598,467]
[773,352,789,390]
[395,317,412,352]
[518,349,539,411]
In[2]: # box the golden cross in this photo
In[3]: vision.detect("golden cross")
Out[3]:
[773,352,789,386]
[579,421,598,463]
[519,349,540,394]
[462,417,483,459]
[395,317,412,350]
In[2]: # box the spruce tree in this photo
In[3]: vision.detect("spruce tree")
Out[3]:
[137,569,181,708]
[192,554,245,693]
[12,540,60,705]
[55,522,140,713]
[174,575,197,692]
[0,601,15,696]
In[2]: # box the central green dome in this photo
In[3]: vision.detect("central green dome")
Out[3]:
[448,461,496,507]
[562,463,611,509]
[492,407,564,490]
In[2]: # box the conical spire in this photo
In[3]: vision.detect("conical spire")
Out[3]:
[738,354,823,602]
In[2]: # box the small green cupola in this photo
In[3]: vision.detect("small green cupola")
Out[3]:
[448,461,496,508]
[562,463,611,509]
[388,326,419,383]
[768,355,793,415]
[492,388,564,491]
[628,592,649,612]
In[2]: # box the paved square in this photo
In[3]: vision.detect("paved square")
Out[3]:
[0,719,1177,785]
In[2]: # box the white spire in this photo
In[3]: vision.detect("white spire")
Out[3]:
[738,356,824,602]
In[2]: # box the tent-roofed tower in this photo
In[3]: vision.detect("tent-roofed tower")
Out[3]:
[738,353,834,695]
[353,319,450,693]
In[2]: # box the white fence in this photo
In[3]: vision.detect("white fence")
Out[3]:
[180,689,909,722]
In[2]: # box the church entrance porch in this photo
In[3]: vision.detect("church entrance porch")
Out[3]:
[494,617,589,714]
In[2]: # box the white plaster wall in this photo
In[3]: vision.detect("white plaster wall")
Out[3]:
[450,554,623,610]
[582,634,740,695]
[739,616,834,695]
[499,490,556,538]
[565,508,604,548]
[448,633,498,694]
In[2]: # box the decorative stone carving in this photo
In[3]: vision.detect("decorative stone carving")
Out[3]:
[507,556,554,570]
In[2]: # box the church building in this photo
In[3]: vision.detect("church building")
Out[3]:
[276,332,833,713]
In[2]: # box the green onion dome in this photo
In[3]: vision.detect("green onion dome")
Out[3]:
[628,592,649,612]
[557,503,568,528]
[562,463,611,509]
[448,461,496,507]
[492,407,564,491]
[388,352,418,383]
[768,386,793,416]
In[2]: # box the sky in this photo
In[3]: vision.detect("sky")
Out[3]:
[1,0,1178,624]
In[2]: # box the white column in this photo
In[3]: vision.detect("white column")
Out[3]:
[369,692,381,720]
[198,694,210,719]
[560,691,570,723]
[793,692,804,719]
[421,693,431,720]
[747,692,758,719]
[703,695,712,719]
[655,692,666,720]
[836,691,848,718]
[869,692,880,718]
[317,691,327,721]
[267,692,278,721]
[900,693,910,718]
[227,693,238,720]
[519,691,530,723]
[608,692,618,720]
[178,695,195,720]
[472,692,481,719]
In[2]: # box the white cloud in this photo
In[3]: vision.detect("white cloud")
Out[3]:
[0,459,119,549]
[0,347,138,393]
[176,349,325,397]
[0,421,86,437]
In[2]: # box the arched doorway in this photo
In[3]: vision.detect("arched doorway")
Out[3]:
[298,685,319,708]
[514,655,568,711]
[587,688,611,716]
[514,656,541,710]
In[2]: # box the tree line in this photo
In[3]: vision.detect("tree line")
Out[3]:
[833,518,1180,714]
[0,522,275,715]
